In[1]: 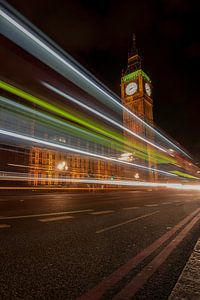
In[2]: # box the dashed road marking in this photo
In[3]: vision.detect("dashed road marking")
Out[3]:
[123,207,139,210]
[0,209,94,220]
[91,210,114,215]
[145,204,158,207]
[0,224,10,229]
[96,211,159,234]
[38,215,74,222]
[162,202,171,204]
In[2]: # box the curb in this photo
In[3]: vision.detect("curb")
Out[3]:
[169,238,200,299]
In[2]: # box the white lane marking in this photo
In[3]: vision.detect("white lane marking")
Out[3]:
[96,211,159,234]
[38,215,74,222]
[162,202,171,204]
[0,224,10,229]
[185,198,200,202]
[0,209,93,220]
[123,207,139,210]
[176,193,193,197]
[91,210,114,215]
[130,191,145,193]
[54,195,72,199]
[145,204,158,207]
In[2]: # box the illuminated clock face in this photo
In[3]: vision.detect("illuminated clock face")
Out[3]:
[145,82,151,96]
[125,82,137,96]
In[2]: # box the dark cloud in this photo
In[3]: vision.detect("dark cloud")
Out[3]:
[6,0,200,157]
[160,19,184,41]
[186,42,200,58]
[163,0,192,14]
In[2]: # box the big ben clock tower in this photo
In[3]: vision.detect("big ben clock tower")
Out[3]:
[121,34,156,181]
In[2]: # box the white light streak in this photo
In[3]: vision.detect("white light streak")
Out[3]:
[0,96,113,147]
[1,172,200,191]
[0,129,176,177]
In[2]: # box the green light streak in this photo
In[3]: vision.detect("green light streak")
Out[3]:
[0,80,121,142]
[4,98,133,154]
[170,170,199,179]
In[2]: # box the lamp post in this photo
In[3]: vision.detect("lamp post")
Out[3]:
[56,161,69,185]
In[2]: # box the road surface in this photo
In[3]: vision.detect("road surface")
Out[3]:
[0,189,200,299]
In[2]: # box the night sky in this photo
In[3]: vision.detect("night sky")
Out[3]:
[7,0,200,158]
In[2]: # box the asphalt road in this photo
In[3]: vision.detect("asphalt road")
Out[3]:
[0,189,200,299]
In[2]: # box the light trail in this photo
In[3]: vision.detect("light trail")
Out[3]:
[166,184,200,191]
[0,95,125,153]
[0,80,122,143]
[0,84,177,165]
[43,82,167,154]
[0,5,190,158]
[170,170,199,180]
[0,172,200,191]
[0,129,177,177]
[7,164,50,170]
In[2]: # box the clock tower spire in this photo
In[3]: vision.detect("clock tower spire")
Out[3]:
[130,33,137,56]
[126,33,142,74]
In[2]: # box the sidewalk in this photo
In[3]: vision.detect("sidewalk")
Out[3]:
[169,238,200,299]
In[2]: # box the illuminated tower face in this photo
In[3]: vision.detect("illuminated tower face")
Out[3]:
[121,44,153,134]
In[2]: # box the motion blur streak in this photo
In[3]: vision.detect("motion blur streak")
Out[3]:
[0,95,125,153]
[0,172,200,191]
[0,4,190,157]
[0,129,177,177]
[0,80,121,141]
[43,82,167,153]
[0,83,177,165]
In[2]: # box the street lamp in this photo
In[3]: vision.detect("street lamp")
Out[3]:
[119,152,134,162]
[134,173,140,179]
[57,161,68,171]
